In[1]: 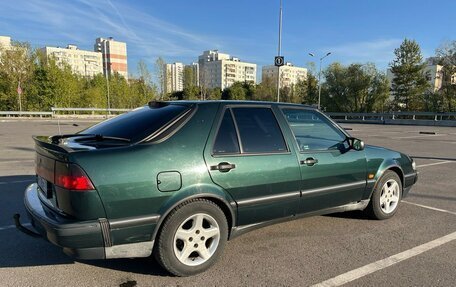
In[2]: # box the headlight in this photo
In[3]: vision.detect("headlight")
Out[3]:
[411,160,416,171]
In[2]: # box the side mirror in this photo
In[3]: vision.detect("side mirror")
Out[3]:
[348,137,365,151]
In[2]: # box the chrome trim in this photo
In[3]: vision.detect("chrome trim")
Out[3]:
[236,191,300,207]
[302,181,366,197]
[105,240,154,259]
[367,179,376,184]
[109,214,160,229]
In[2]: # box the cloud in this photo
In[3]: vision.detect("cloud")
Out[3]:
[323,39,403,68]
[0,0,223,73]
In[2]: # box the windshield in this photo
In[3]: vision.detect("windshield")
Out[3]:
[80,104,190,143]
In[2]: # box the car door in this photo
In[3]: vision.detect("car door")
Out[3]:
[204,105,302,226]
[280,107,367,213]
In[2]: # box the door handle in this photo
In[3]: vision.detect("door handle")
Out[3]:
[300,157,318,166]
[210,162,236,172]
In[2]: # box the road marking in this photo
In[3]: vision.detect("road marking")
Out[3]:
[0,179,34,185]
[311,231,456,287]
[0,223,31,231]
[416,161,453,168]
[395,134,446,139]
[403,201,456,216]
[0,160,34,164]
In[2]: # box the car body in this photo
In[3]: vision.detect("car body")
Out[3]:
[17,100,418,276]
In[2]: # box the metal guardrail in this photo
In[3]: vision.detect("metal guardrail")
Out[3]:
[327,112,456,121]
[0,111,53,117]
[51,108,130,113]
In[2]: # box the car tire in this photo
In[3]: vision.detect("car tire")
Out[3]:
[154,198,228,276]
[365,170,402,220]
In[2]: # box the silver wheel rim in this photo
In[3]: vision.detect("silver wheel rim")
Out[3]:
[173,213,220,266]
[380,179,400,214]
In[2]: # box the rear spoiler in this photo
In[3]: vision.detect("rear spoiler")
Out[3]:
[33,136,73,154]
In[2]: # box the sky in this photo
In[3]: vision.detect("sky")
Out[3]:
[1,0,455,80]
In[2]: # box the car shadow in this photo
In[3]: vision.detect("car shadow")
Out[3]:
[324,210,372,220]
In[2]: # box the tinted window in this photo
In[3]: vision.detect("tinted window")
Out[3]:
[213,110,240,154]
[282,109,346,151]
[232,107,287,153]
[81,104,190,143]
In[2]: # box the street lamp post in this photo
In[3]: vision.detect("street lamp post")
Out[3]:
[309,52,331,109]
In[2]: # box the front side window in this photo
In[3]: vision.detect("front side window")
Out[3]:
[232,107,287,153]
[282,109,346,151]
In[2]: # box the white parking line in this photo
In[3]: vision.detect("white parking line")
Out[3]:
[0,223,30,231]
[311,231,456,287]
[403,201,456,216]
[416,161,453,168]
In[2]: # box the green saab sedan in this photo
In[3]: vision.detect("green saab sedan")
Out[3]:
[15,100,417,276]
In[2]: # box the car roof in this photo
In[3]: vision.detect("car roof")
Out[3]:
[168,100,316,109]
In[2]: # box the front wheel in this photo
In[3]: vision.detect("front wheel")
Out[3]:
[365,170,402,220]
[154,199,228,276]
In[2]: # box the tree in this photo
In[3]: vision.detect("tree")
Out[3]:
[183,66,196,89]
[155,57,166,98]
[0,41,35,111]
[389,39,429,110]
[436,41,456,112]
[222,82,246,100]
[322,62,389,112]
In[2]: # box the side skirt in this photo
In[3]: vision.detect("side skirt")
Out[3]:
[229,199,370,240]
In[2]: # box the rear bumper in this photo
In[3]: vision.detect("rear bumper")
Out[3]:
[23,184,156,260]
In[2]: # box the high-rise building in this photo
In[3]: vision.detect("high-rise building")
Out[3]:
[198,50,256,90]
[41,44,103,77]
[94,37,128,79]
[262,62,307,88]
[165,62,185,94]
[188,62,200,87]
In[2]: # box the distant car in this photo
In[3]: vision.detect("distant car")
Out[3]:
[16,100,417,276]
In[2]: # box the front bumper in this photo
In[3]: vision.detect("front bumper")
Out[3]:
[403,171,418,197]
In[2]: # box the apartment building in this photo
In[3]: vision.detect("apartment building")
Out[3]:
[262,62,308,88]
[165,62,184,94]
[94,37,128,79]
[198,50,256,90]
[41,45,103,77]
[0,36,11,50]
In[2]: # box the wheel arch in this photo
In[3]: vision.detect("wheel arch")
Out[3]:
[151,184,237,244]
[365,160,404,200]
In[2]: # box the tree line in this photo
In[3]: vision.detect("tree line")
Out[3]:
[1,39,455,112]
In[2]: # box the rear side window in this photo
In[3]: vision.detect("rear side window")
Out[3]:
[213,110,241,154]
[80,104,190,143]
[232,107,287,153]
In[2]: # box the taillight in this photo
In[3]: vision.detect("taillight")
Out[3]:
[54,162,95,191]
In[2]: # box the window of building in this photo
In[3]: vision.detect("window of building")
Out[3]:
[282,109,346,151]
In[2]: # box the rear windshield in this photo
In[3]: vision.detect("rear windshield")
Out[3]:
[80,104,190,143]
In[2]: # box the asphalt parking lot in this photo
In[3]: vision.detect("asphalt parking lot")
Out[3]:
[0,119,455,287]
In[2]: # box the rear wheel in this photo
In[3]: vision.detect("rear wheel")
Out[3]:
[365,170,402,220]
[154,199,228,276]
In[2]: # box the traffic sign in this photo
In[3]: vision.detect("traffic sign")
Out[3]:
[274,56,284,67]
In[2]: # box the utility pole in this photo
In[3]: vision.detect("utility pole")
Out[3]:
[104,40,111,114]
[277,0,283,102]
